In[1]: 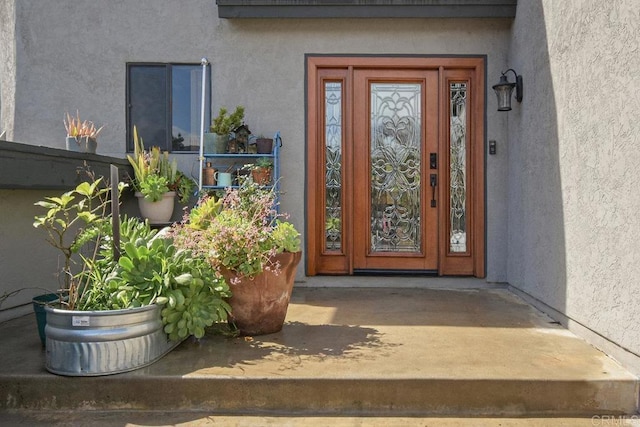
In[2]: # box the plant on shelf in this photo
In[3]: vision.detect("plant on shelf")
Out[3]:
[64,111,104,153]
[127,126,195,223]
[208,106,245,153]
[255,134,274,154]
[171,177,301,336]
[210,106,245,136]
[250,157,273,185]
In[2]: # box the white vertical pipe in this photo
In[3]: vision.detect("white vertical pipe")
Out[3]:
[199,57,209,192]
[110,165,120,261]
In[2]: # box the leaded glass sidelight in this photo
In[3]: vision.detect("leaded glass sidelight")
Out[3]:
[324,82,342,251]
[369,83,421,253]
[450,82,467,253]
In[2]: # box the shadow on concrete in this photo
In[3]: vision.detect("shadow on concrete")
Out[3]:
[147,320,390,376]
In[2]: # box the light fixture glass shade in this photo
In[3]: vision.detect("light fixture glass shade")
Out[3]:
[492,75,516,111]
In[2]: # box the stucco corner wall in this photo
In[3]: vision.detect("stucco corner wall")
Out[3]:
[0,0,16,139]
[508,0,640,373]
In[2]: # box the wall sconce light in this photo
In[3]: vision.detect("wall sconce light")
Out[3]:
[492,69,523,111]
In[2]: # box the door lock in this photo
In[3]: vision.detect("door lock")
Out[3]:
[430,153,437,169]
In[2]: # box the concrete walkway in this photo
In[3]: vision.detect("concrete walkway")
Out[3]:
[0,286,638,424]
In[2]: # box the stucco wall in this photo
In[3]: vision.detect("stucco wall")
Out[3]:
[0,0,16,137]
[0,189,62,322]
[508,0,640,372]
[2,0,512,282]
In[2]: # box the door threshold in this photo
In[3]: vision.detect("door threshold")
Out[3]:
[353,269,438,276]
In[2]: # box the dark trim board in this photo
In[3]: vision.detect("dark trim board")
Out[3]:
[0,140,132,190]
[217,0,517,19]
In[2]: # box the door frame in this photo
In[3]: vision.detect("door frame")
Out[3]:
[305,55,486,277]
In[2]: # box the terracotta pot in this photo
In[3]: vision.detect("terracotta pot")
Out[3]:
[221,251,301,336]
[251,167,272,185]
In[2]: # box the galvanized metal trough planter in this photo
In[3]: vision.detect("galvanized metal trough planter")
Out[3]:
[44,304,179,376]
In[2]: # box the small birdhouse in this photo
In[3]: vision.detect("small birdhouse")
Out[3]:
[234,124,251,152]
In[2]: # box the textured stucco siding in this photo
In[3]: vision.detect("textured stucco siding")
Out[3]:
[508,0,640,372]
[0,0,16,136]
[1,0,512,283]
[0,190,69,321]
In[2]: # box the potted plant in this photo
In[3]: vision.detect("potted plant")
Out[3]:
[208,106,245,153]
[251,157,273,185]
[31,169,231,376]
[64,111,104,154]
[255,135,274,154]
[127,126,195,224]
[171,178,301,336]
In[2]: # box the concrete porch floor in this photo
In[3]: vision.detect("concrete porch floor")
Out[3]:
[0,283,638,426]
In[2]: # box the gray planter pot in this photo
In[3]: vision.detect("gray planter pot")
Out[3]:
[65,136,80,151]
[203,133,217,153]
[135,191,176,224]
[44,304,179,376]
[66,136,97,153]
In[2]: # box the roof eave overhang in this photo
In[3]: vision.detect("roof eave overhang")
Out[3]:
[216,0,517,19]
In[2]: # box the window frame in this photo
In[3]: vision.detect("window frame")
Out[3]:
[126,62,211,153]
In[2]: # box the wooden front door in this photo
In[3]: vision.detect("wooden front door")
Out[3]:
[306,56,485,277]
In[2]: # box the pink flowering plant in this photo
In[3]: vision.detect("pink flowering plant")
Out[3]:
[171,177,300,283]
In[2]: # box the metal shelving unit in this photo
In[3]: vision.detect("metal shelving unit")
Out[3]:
[198,131,281,200]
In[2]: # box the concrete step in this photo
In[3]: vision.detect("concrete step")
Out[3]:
[0,287,637,417]
[2,410,640,427]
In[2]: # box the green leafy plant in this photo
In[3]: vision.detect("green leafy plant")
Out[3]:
[271,220,301,253]
[210,106,245,136]
[139,174,170,202]
[172,178,301,281]
[127,126,195,203]
[72,216,231,340]
[254,157,273,169]
[107,232,230,340]
[187,195,222,230]
[249,158,274,185]
[72,215,158,311]
[33,168,115,300]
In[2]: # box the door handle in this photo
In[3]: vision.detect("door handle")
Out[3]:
[430,174,437,208]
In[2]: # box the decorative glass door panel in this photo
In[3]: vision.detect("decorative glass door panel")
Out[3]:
[353,69,439,271]
[369,83,422,254]
[449,82,468,254]
[324,81,343,252]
